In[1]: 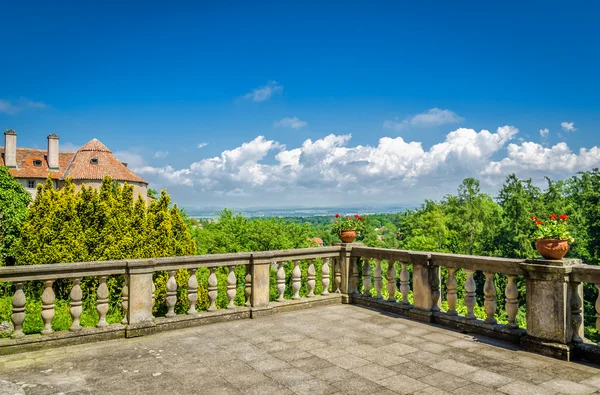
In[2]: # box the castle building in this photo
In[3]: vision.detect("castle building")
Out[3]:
[1,130,148,200]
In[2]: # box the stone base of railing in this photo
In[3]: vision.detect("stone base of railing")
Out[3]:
[0,294,343,355]
[521,335,574,361]
[434,312,525,345]
[0,325,126,356]
[347,294,526,345]
[574,341,600,365]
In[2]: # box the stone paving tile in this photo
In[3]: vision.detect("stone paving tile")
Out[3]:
[350,363,397,381]
[453,383,504,395]
[420,371,470,391]
[331,374,387,395]
[466,369,515,388]
[288,356,333,372]
[309,365,356,382]
[247,357,293,373]
[430,359,479,377]
[1,304,600,395]
[581,375,600,389]
[389,361,439,378]
[497,381,557,395]
[540,379,596,395]
[376,373,431,394]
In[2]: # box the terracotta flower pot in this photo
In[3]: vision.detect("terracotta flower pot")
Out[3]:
[535,238,570,260]
[339,230,357,243]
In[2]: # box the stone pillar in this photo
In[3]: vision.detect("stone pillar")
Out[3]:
[250,255,271,314]
[125,260,156,337]
[409,252,436,322]
[3,130,17,169]
[521,258,581,361]
[334,243,361,299]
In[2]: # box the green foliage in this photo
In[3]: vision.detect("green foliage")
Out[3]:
[0,166,31,265]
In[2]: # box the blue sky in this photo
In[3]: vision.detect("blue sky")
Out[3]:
[2,1,599,209]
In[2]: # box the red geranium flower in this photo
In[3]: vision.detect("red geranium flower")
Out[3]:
[559,214,568,221]
[549,214,557,220]
[335,214,340,218]
[531,216,538,221]
[536,221,543,226]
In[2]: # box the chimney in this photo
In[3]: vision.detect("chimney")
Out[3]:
[3,130,17,169]
[47,134,59,170]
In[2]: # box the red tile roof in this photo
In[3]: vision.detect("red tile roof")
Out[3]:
[0,147,74,180]
[62,139,147,184]
[1,138,147,184]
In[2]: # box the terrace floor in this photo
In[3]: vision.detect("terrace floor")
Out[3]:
[1,305,600,395]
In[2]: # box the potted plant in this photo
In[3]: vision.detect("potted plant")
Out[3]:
[532,214,574,260]
[331,214,365,243]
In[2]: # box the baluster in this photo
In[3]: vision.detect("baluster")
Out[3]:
[226,265,236,309]
[188,269,198,314]
[69,278,83,331]
[165,270,177,318]
[97,276,109,327]
[505,275,519,329]
[121,276,129,325]
[571,283,583,343]
[152,281,156,309]
[307,260,316,297]
[292,261,301,300]
[374,259,383,299]
[335,258,342,293]
[362,259,372,297]
[400,263,410,305]
[41,280,55,335]
[596,284,600,343]
[387,260,397,302]
[244,269,252,307]
[276,262,286,301]
[208,267,218,311]
[446,268,458,316]
[431,267,440,312]
[350,257,359,295]
[483,272,497,324]
[321,258,330,295]
[11,282,26,338]
[465,270,476,320]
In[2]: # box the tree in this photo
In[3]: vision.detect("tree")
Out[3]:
[0,166,31,265]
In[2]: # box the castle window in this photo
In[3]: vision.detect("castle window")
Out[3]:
[90,158,99,165]
[33,160,42,167]
[27,180,35,188]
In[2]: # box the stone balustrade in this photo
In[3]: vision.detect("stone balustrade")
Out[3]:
[2,243,600,364]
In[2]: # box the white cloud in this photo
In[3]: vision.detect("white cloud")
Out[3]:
[561,122,577,132]
[197,142,209,149]
[410,108,464,126]
[383,108,463,130]
[482,142,600,177]
[0,97,48,114]
[138,126,529,206]
[242,81,283,102]
[274,116,307,129]
[540,128,549,138]
[154,150,169,159]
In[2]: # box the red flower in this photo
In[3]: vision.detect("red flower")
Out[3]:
[559,214,568,221]
[335,214,340,218]
[549,214,557,220]
[354,214,359,219]
[536,221,543,226]
[531,216,538,221]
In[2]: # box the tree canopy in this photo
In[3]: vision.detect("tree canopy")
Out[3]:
[0,166,31,265]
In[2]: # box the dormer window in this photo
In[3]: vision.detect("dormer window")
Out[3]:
[90,158,99,165]
[33,160,42,167]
